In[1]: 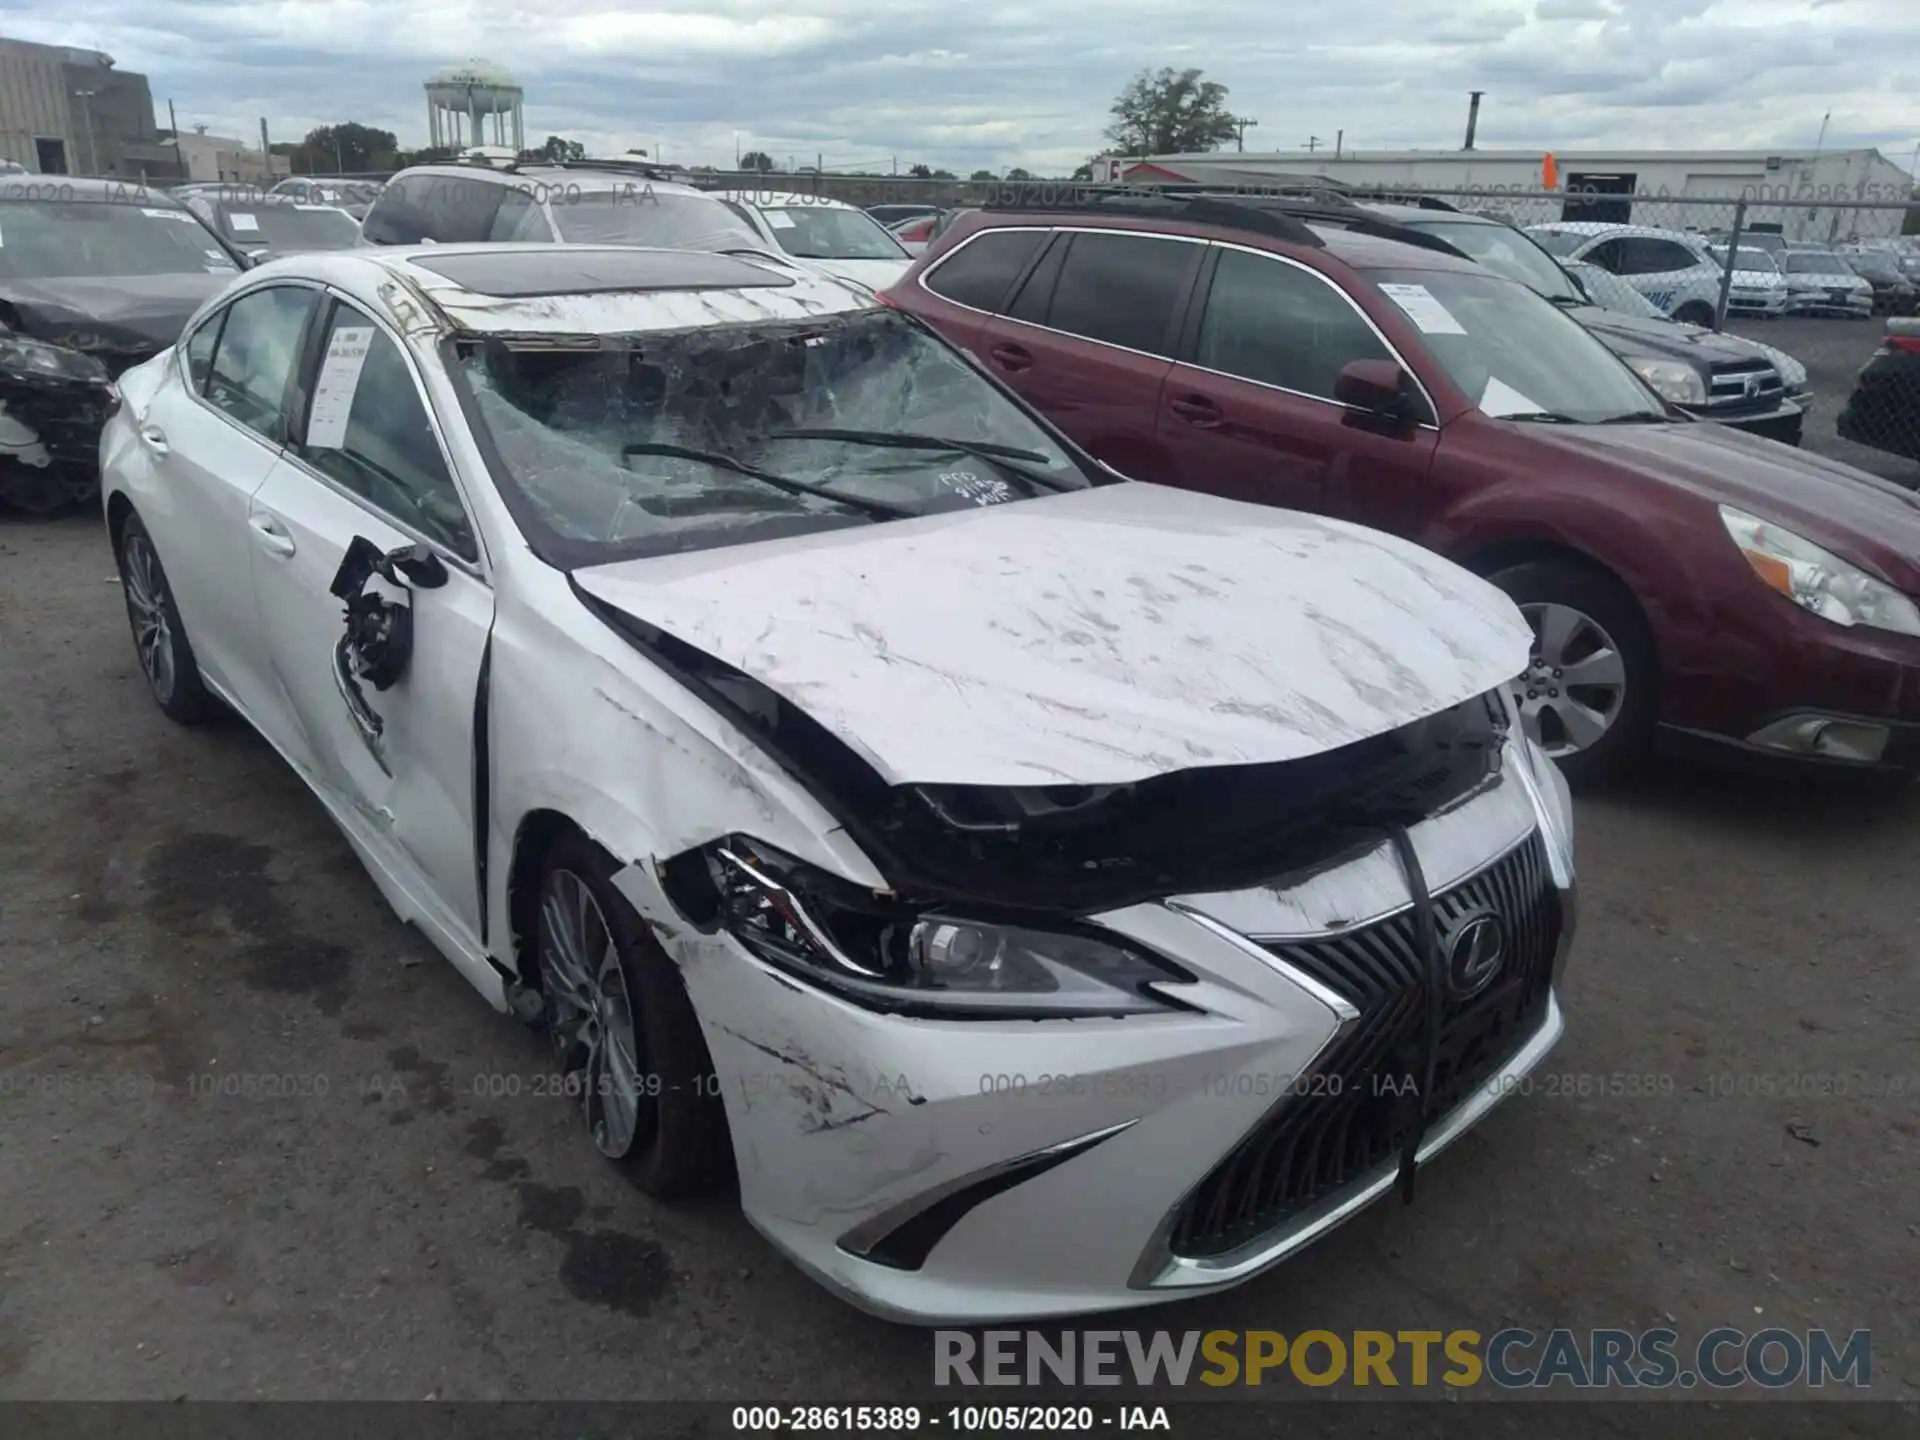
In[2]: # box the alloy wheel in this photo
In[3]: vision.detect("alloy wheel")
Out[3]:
[121,532,177,705]
[1512,601,1627,758]
[537,869,651,1160]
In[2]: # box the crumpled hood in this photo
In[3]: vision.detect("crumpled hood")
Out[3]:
[0,273,232,363]
[574,482,1531,788]
[1517,421,1920,591]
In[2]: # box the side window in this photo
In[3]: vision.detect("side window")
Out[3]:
[360,177,419,245]
[204,286,321,441]
[1648,239,1703,272]
[488,187,555,242]
[1194,249,1393,401]
[294,303,476,562]
[420,176,504,244]
[923,229,1046,312]
[1583,238,1626,272]
[1005,234,1066,324]
[1044,232,1203,356]
[182,310,224,395]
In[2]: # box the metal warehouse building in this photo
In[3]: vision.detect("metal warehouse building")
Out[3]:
[0,34,178,178]
[1109,148,1918,241]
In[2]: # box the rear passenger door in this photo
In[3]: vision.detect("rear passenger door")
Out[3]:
[979,228,1203,480]
[911,226,1051,348]
[1158,244,1439,529]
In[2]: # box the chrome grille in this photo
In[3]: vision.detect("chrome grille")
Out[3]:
[1707,360,1784,410]
[1166,832,1560,1260]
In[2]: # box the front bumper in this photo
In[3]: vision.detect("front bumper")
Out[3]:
[1784,290,1874,317]
[616,743,1576,1323]
[1696,399,1805,446]
[1726,290,1788,316]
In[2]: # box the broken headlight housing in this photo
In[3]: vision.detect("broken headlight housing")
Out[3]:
[0,332,111,386]
[705,839,1192,1017]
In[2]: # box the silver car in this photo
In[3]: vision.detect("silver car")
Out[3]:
[97,243,1575,1324]
[1780,247,1874,317]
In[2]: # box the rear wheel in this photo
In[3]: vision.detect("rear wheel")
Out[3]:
[1672,300,1715,326]
[116,511,215,724]
[1489,559,1658,786]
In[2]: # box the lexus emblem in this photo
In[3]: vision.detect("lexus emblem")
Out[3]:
[1445,911,1507,999]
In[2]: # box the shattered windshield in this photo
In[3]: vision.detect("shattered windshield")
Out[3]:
[454,307,1091,565]
[758,207,910,260]
[549,187,768,251]
[0,194,238,279]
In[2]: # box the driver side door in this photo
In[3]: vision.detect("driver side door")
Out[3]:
[246,294,495,946]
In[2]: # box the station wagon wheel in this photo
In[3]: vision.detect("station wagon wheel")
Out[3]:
[1489,558,1658,786]
[531,833,732,1194]
[115,511,215,724]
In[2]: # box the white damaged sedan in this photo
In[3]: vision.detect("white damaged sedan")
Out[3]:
[100,244,1576,1323]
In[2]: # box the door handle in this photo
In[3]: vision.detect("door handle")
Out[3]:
[248,513,297,558]
[137,423,169,456]
[1170,394,1223,427]
[988,343,1032,372]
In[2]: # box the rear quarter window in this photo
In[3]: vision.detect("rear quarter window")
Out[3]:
[923,229,1046,312]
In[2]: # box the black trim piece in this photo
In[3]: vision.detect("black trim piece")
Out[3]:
[1173,244,1222,363]
[980,191,1326,250]
[1386,825,1441,1205]
[852,1127,1131,1271]
[1002,230,1064,323]
[472,630,494,949]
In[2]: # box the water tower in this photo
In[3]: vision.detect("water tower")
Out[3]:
[424,61,524,153]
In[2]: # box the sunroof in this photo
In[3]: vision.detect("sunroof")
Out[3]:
[409,248,796,298]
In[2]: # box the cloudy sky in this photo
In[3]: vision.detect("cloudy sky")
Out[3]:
[7,0,1917,175]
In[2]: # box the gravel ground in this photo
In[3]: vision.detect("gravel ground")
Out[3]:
[2,352,1917,1433]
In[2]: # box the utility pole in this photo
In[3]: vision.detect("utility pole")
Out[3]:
[73,90,98,175]
[1235,117,1258,153]
[334,133,344,174]
[1304,135,1321,154]
[1335,129,1344,159]
[734,132,740,167]
[1463,90,1485,150]
[168,99,185,179]
[1815,110,1831,153]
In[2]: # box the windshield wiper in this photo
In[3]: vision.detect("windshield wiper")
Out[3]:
[1500,411,1585,425]
[619,442,919,521]
[760,428,1072,495]
[1595,410,1680,424]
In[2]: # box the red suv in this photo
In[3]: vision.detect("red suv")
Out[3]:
[884,192,1920,783]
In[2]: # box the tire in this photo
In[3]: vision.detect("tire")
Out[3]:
[532,830,731,1197]
[1488,559,1659,786]
[1672,301,1715,326]
[116,511,216,724]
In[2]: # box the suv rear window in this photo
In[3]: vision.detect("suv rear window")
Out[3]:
[1045,232,1201,355]
[923,229,1045,311]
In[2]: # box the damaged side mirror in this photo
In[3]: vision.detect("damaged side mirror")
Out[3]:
[327,537,444,693]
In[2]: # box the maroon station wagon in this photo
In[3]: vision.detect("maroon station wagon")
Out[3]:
[882,193,1920,782]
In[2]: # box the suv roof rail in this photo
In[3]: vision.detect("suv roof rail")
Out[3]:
[978,189,1327,248]
[1341,190,1461,213]
[547,157,685,182]
[1180,192,1479,263]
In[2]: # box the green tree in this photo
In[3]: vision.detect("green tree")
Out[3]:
[969,169,996,181]
[537,135,586,163]
[301,122,399,173]
[1005,166,1034,181]
[908,163,933,178]
[1103,67,1241,156]
[1070,162,1095,182]
[739,150,775,173]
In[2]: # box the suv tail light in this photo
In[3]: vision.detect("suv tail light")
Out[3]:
[1886,334,1920,356]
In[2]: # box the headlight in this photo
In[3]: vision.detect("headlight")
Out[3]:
[0,333,110,385]
[1719,506,1920,636]
[705,839,1192,1017]
[1624,357,1706,406]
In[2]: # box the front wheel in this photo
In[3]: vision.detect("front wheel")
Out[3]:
[1672,301,1716,327]
[532,832,731,1196]
[1489,559,1659,786]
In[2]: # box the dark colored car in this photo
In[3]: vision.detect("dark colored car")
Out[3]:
[1356,201,1805,444]
[0,176,245,512]
[177,188,362,261]
[1838,318,1920,464]
[1839,249,1919,316]
[884,191,1920,781]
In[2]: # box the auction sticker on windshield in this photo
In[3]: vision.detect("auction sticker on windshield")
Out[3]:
[764,211,796,229]
[1378,282,1466,335]
[141,207,198,222]
[229,213,260,232]
[307,327,375,449]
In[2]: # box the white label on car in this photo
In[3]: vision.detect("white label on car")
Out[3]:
[229,212,261,232]
[763,210,796,229]
[1480,377,1543,417]
[141,207,197,221]
[938,470,1014,506]
[1377,283,1466,335]
[294,203,331,211]
[306,327,376,449]
[205,248,226,260]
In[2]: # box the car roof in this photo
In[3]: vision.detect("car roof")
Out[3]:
[707,189,860,212]
[0,175,190,206]
[390,164,709,198]
[1525,221,1702,245]
[240,243,873,336]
